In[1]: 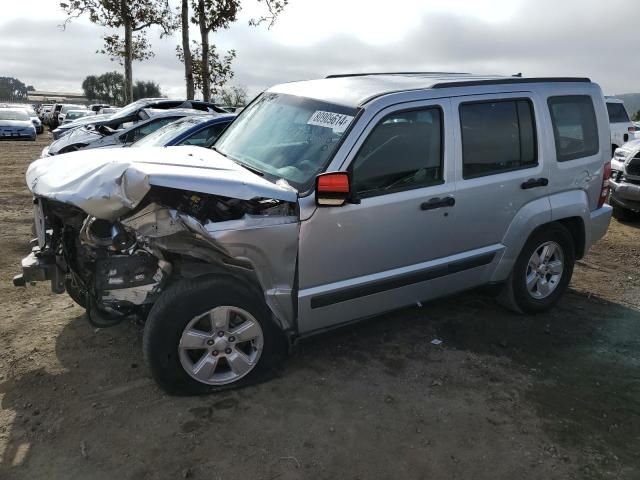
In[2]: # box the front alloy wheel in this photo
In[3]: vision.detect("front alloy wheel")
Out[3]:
[143,276,286,395]
[179,306,264,386]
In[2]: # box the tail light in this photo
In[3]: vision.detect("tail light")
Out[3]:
[629,126,637,134]
[598,161,612,208]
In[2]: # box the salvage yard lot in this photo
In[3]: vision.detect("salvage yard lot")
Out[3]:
[0,136,638,479]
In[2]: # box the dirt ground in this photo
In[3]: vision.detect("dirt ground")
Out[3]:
[0,135,638,480]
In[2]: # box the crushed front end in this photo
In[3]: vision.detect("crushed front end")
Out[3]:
[14,147,300,330]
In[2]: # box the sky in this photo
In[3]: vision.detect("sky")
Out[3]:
[0,0,638,100]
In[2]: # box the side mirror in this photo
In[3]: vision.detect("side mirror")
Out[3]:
[316,172,352,207]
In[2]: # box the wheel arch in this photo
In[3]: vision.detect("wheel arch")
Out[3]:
[556,216,586,260]
[492,191,589,282]
[176,261,294,336]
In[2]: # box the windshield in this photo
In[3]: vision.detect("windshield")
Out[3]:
[110,99,148,121]
[132,116,207,147]
[61,105,86,114]
[67,111,91,120]
[0,109,29,121]
[215,93,357,190]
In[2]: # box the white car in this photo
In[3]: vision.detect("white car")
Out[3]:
[606,98,636,154]
[58,104,88,124]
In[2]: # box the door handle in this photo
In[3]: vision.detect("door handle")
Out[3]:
[421,196,455,211]
[521,177,549,190]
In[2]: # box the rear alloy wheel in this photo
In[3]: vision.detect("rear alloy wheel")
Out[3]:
[499,224,575,313]
[525,241,564,300]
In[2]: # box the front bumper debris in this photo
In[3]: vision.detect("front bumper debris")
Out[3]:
[609,177,640,212]
[13,248,65,294]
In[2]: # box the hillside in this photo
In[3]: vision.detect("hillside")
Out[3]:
[615,93,640,119]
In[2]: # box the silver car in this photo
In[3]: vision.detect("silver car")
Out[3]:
[610,139,640,218]
[14,73,612,395]
[51,113,113,140]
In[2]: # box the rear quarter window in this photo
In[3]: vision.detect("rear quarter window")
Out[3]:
[606,102,630,123]
[548,95,599,162]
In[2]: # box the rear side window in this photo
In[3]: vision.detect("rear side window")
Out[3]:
[606,102,630,123]
[460,99,537,179]
[548,96,599,162]
[351,107,443,197]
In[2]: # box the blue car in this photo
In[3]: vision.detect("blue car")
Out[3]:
[131,113,236,148]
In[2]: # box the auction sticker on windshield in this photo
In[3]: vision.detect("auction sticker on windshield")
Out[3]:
[307,111,354,133]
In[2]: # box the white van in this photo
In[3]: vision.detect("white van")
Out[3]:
[606,97,635,154]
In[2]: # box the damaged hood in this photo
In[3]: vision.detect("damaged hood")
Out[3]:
[26,146,298,220]
[47,127,103,155]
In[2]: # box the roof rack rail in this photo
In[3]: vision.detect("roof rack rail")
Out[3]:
[431,77,591,89]
[326,72,470,79]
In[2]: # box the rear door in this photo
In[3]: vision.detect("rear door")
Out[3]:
[448,93,551,256]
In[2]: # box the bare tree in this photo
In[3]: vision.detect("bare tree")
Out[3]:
[60,0,175,104]
[180,0,195,99]
[177,0,288,101]
[216,85,248,107]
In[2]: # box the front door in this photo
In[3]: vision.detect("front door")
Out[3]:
[297,99,465,334]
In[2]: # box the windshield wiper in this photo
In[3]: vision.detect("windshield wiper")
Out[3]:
[213,147,265,177]
[211,145,227,158]
[236,161,265,177]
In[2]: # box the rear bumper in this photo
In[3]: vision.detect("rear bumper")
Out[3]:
[588,205,612,248]
[0,133,36,140]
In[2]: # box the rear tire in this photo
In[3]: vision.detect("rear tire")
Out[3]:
[499,224,575,314]
[143,276,287,395]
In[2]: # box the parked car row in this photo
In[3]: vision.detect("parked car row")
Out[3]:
[40,98,235,155]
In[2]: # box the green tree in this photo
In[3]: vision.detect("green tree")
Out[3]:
[132,80,163,100]
[633,111,640,122]
[61,0,175,104]
[81,71,126,105]
[83,73,161,104]
[0,77,35,101]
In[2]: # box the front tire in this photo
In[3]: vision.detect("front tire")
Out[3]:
[65,275,88,308]
[499,224,575,313]
[143,276,287,395]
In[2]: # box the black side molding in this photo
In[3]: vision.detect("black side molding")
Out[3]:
[310,253,495,309]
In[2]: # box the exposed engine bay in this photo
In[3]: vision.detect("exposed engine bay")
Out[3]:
[17,187,298,328]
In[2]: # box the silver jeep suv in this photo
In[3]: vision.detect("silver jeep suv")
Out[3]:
[15,73,612,395]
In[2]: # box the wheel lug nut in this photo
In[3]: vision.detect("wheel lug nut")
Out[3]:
[206,339,214,346]
[212,350,219,356]
[217,331,225,337]
[225,348,232,354]
[228,336,235,342]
